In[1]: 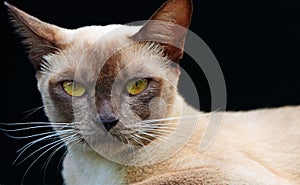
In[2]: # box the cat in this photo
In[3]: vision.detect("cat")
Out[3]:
[5,0,300,184]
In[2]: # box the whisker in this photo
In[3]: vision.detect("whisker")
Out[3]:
[124,136,134,152]
[42,134,80,178]
[130,134,146,147]
[16,136,70,166]
[146,129,178,135]
[140,129,174,135]
[135,130,167,143]
[21,135,74,183]
[133,133,152,145]
[135,129,184,145]
[20,106,45,121]
[20,106,44,114]
[138,120,192,132]
[113,134,125,145]
[16,133,61,153]
[56,139,81,171]
[137,114,204,125]
[16,130,74,153]
[139,125,177,130]
[0,122,72,126]
[14,130,75,164]
[132,132,169,158]
[4,129,73,139]
[142,127,191,140]
[43,134,79,168]
[139,123,178,127]
[42,141,67,185]
[1,125,73,132]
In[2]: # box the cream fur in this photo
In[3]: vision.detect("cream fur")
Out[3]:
[6,1,300,184]
[62,145,125,185]
[61,95,300,185]
[14,15,300,185]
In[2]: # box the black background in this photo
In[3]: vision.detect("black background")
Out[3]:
[1,0,300,184]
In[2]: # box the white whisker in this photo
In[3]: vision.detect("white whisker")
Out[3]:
[16,133,60,153]
[131,134,146,147]
[20,106,45,120]
[21,106,44,114]
[4,130,56,139]
[42,134,80,178]
[21,135,74,183]
[57,138,81,170]
[1,125,73,132]
[137,114,204,125]
[16,130,74,153]
[140,125,176,130]
[135,130,169,143]
[124,136,134,152]
[16,136,69,166]
[14,130,75,164]
[147,129,177,135]
[135,128,184,145]
[0,122,72,126]
[5,129,73,139]
[133,133,152,145]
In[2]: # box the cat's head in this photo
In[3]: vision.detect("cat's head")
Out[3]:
[6,0,193,163]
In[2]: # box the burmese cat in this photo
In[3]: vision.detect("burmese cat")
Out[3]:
[5,0,300,184]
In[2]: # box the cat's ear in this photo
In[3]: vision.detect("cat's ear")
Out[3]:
[132,0,193,63]
[5,2,67,70]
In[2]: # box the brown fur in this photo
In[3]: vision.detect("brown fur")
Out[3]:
[132,0,192,63]
[5,0,300,184]
[5,2,67,70]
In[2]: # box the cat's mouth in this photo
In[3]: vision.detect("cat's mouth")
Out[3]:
[88,118,157,147]
[70,113,170,149]
[74,119,142,147]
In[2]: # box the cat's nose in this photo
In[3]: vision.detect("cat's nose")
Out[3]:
[99,118,119,131]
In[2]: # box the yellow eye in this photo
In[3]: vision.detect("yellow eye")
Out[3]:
[126,79,148,95]
[62,81,86,97]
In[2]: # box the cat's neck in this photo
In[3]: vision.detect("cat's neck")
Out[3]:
[63,144,125,185]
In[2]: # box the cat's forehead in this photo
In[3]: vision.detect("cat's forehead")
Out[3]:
[66,24,140,56]
[70,25,139,45]
[43,24,170,84]
[45,25,139,74]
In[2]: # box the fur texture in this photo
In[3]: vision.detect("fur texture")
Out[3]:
[6,0,300,184]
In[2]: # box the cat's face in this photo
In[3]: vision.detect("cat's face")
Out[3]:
[6,0,192,156]
[39,30,179,147]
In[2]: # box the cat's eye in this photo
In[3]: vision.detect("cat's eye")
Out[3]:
[62,81,86,97]
[126,79,148,95]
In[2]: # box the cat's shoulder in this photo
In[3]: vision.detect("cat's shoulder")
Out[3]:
[219,105,300,134]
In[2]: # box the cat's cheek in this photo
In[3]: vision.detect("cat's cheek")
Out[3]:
[129,93,160,120]
[148,97,168,118]
[130,103,151,120]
